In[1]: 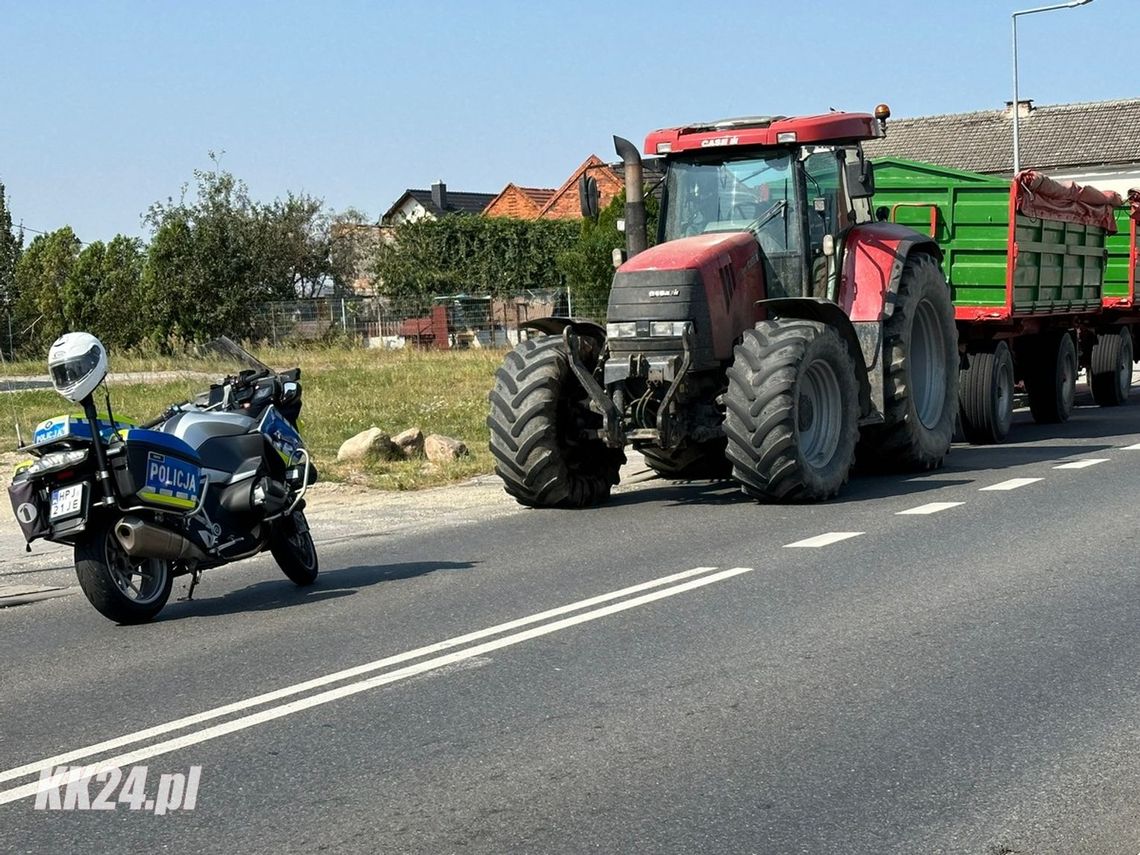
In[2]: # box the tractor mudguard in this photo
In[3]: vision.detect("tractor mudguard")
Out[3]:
[519,316,607,346]
[756,297,875,421]
[839,224,942,322]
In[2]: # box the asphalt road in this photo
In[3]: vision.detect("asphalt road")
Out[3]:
[4,393,1140,854]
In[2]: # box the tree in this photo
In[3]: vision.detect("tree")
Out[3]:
[370,215,579,305]
[12,227,81,352]
[556,190,659,320]
[84,236,147,349]
[329,208,376,295]
[0,182,24,354]
[142,159,340,344]
[259,193,337,299]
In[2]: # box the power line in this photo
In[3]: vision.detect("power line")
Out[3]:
[14,223,90,246]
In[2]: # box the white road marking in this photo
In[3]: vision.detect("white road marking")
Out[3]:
[0,565,753,805]
[896,501,964,515]
[0,564,724,787]
[1053,458,1109,470]
[783,532,863,548]
[1123,443,1140,450]
[979,478,1042,491]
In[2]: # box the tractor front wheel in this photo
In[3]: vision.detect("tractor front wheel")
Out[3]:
[724,320,858,502]
[488,335,624,508]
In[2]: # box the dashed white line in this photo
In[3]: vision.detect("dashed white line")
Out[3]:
[1123,443,1140,451]
[783,532,864,548]
[896,501,964,515]
[1053,458,1109,470]
[979,477,1042,492]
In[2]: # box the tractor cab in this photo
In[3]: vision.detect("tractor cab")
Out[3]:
[647,110,886,301]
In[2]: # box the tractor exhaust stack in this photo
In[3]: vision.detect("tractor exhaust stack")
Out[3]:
[613,135,647,258]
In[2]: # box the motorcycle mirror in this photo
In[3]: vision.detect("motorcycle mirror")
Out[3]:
[281,381,300,403]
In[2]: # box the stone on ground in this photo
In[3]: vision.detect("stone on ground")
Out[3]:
[337,427,401,463]
[424,434,468,464]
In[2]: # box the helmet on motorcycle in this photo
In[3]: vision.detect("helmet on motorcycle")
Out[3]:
[47,332,108,403]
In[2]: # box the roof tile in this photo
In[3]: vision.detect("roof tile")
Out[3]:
[863,98,1140,174]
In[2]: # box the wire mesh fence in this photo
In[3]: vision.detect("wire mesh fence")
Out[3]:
[247,290,610,350]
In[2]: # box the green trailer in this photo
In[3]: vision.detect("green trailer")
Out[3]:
[870,157,1135,443]
[1105,199,1138,309]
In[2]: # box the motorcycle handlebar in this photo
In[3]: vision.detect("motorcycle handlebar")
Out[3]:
[145,366,300,428]
[140,405,179,429]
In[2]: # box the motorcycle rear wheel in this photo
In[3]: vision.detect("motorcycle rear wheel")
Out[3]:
[75,518,173,624]
[270,510,319,585]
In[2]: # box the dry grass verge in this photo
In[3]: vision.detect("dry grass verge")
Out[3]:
[1,346,507,491]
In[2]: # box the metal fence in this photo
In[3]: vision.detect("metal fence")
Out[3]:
[247,291,610,349]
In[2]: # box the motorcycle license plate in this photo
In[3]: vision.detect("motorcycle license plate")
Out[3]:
[49,484,84,520]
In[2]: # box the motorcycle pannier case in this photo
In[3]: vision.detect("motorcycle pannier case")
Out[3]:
[110,429,204,513]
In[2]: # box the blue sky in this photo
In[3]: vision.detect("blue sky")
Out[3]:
[5,0,1135,243]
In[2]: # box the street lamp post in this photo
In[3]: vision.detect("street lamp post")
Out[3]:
[1011,0,1094,175]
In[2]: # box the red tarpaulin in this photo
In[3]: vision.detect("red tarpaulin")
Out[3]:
[1015,170,1124,233]
[1129,188,1140,220]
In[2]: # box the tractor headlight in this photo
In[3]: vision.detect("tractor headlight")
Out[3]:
[649,321,692,338]
[606,322,637,338]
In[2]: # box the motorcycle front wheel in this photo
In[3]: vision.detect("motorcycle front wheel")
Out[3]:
[75,518,173,624]
[269,510,319,586]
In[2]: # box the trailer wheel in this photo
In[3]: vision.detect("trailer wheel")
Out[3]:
[639,440,730,480]
[1025,331,1076,424]
[488,335,624,508]
[860,253,958,471]
[959,342,1015,444]
[724,320,858,502]
[1090,327,1133,407]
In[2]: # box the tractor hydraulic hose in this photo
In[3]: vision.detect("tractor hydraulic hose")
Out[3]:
[613,136,647,258]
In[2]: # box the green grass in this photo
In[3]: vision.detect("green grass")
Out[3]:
[2,346,507,491]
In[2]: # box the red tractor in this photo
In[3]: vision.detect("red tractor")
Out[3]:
[488,107,959,505]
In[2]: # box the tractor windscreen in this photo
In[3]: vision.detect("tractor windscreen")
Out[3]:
[663,152,801,256]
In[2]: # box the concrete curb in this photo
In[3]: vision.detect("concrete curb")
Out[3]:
[0,584,73,608]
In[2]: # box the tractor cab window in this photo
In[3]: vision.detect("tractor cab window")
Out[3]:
[663,153,799,247]
[803,148,843,298]
[663,151,802,296]
[803,148,842,246]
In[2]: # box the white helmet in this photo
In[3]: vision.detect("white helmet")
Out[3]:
[47,332,108,403]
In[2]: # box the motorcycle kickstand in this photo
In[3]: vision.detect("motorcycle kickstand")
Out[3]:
[181,567,203,601]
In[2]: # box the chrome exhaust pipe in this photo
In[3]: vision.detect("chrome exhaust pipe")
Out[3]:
[613,135,647,258]
[114,516,206,562]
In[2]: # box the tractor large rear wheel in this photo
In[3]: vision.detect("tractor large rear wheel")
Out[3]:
[488,335,624,508]
[860,253,958,471]
[724,320,858,502]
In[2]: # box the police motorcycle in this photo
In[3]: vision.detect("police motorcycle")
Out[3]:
[8,333,319,624]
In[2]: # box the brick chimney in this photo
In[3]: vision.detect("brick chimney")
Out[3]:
[431,180,448,212]
[1004,99,1034,118]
